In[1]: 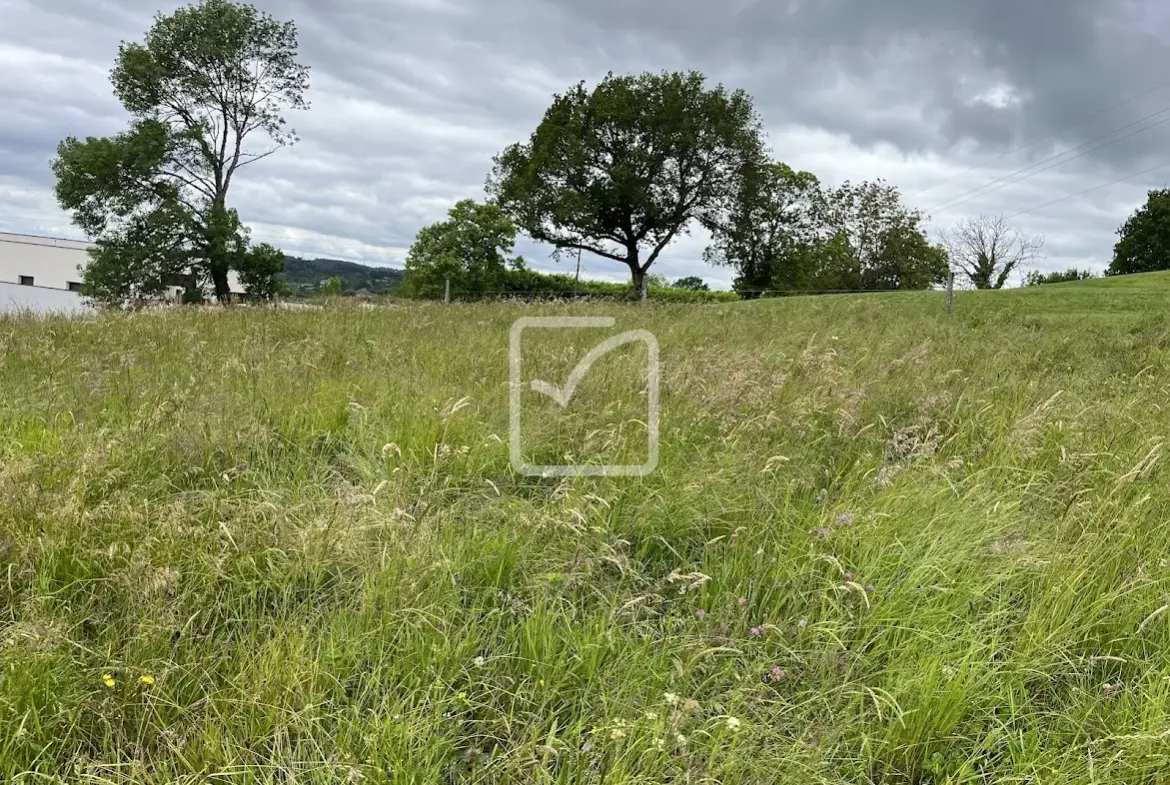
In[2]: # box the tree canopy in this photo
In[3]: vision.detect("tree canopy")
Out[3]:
[703,162,823,293]
[52,0,308,304]
[400,199,521,299]
[1110,189,1170,276]
[671,276,710,291]
[488,71,765,298]
[706,175,948,294]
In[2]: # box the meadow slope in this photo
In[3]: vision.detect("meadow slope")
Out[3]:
[4,278,1170,783]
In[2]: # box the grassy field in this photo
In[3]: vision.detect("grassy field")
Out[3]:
[4,276,1170,783]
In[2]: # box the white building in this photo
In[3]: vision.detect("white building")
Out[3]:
[0,231,246,313]
[0,232,89,291]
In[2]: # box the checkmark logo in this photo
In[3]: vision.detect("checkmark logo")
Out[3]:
[509,317,659,477]
[529,330,655,408]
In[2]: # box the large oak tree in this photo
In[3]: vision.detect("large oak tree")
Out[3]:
[52,0,308,303]
[488,71,765,298]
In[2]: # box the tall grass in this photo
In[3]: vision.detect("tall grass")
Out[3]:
[3,278,1170,783]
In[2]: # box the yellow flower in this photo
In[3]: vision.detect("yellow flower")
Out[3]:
[101,673,115,688]
[139,674,156,686]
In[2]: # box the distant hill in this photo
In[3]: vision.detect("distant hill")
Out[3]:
[279,256,405,294]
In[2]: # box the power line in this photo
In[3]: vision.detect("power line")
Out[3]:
[1005,159,1170,220]
[911,80,1170,199]
[924,103,1170,215]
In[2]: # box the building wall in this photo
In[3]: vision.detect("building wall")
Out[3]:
[0,232,89,290]
[0,231,245,294]
[0,281,91,315]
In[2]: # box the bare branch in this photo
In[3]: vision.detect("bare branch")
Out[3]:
[942,214,1045,290]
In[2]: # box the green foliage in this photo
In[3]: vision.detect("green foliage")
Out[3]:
[511,268,736,302]
[235,242,285,300]
[400,199,520,299]
[1110,188,1170,275]
[671,276,710,291]
[643,284,737,303]
[402,261,735,303]
[51,0,308,304]
[320,276,343,296]
[111,0,307,145]
[1025,268,1097,286]
[704,162,823,293]
[488,70,765,293]
[813,180,949,291]
[707,173,946,293]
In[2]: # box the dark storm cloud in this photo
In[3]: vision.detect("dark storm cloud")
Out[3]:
[2,0,1169,283]
[541,0,1170,164]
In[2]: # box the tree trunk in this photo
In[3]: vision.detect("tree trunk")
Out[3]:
[206,197,235,303]
[629,267,649,301]
[209,265,232,302]
[627,247,647,302]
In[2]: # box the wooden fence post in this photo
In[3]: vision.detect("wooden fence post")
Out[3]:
[444,278,450,304]
[946,273,954,315]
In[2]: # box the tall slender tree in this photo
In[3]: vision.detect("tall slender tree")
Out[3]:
[52,0,309,303]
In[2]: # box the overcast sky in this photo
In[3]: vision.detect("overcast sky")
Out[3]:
[3,0,1170,288]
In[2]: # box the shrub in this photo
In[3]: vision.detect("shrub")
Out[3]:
[1024,268,1096,286]
[402,264,738,303]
